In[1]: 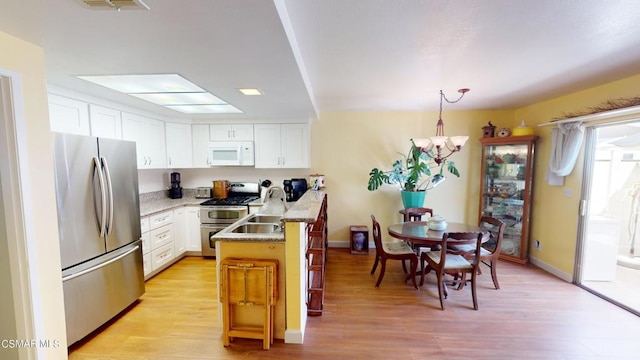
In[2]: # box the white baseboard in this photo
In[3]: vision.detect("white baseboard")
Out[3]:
[284,329,304,344]
[529,256,573,283]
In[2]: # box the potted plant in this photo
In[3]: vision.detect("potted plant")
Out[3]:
[367,139,460,208]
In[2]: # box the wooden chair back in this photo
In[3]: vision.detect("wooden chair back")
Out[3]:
[403,207,434,222]
[479,216,505,257]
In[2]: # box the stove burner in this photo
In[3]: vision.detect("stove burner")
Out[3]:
[200,195,260,206]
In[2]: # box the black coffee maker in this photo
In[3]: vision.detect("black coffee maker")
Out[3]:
[169,172,183,199]
[283,179,294,202]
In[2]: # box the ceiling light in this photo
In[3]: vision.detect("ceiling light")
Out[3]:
[77,73,243,114]
[238,88,262,96]
[77,74,204,94]
[130,92,226,106]
[165,104,243,114]
[413,89,470,165]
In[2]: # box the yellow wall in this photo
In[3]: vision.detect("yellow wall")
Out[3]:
[310,109,513,244]
[0,31,68,356]
[516,74,640,276]
[312,74,640,281]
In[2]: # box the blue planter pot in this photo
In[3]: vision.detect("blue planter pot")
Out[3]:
[401,191,426,208]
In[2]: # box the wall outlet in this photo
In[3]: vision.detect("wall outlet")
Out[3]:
[534,240,541,250]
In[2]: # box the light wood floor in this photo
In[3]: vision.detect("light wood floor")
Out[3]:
[69,249,640,359]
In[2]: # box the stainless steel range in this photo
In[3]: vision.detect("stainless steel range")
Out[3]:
[200,182,260,257]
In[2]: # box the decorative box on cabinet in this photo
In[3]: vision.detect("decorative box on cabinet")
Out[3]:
[479,135,538,264]
[350,225,369,254]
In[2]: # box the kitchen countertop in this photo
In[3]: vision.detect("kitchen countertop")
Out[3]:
[212,188,327,243]
[139,190,210,217]
[139,189,266,217]
[281,189,327,223]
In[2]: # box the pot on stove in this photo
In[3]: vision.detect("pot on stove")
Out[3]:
[212,180,230,199]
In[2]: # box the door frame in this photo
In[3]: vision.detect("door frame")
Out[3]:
[0,71,37,359]
[574,121,640,316]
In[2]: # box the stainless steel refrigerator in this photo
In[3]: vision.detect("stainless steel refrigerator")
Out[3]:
[53,132,145,346]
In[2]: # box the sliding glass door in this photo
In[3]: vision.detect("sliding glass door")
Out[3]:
[576,122,640,315]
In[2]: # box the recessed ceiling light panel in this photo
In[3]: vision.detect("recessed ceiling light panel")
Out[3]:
[238,88,263,96]
[130,92,226,106]
[77,73,243,114]
[166,104,243,114]
[78,74,205,93]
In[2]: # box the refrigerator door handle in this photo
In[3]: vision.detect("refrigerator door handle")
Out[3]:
[93,156,107,237]
[62,245,140,282]
[101,156,114,235]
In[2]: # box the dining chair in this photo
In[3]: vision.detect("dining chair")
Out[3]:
[448,216,505,289]
[419,231,483,310]
[400,207,434,273]
[370,215,418,289]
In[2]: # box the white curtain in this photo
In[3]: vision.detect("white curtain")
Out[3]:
[546,122,585,185]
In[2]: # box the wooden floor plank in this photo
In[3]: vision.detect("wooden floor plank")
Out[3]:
[69,249,640,359]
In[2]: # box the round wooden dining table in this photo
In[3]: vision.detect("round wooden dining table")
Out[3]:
[387,221,487,246]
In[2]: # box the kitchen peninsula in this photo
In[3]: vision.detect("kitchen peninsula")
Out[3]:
[214,189,328,344]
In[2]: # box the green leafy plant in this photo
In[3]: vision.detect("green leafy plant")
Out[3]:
[367,139,460,192]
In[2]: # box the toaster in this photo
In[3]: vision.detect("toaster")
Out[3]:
[195,187,212,198]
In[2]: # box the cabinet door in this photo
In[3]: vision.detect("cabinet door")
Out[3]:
[48,94,90,135]
[209,124,254,141]
[231,124,254,141]
[254,124,282,168]
[121,113,147,168]
[209,124,232,140]
[145,118,167,169]
[122,114,167,169]
[89,104,122,139]
[192,124,211,167]
[173,207,186,257]
[281,123,309,168]
[186,206,202,252]
[166,122,193,168]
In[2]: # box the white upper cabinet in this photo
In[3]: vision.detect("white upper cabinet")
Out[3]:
[280,124,310,168]
[254,123,309,168]
[165,122,193,168]
[209,124,254,141]
[192,124,211,167]
[122,112,167,169]
[48,94,90,135]
[89,104,122,139]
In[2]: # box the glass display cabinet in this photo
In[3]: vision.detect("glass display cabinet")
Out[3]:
[479,135,538,264]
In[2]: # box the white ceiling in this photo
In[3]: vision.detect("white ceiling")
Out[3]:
[2,0,640,121]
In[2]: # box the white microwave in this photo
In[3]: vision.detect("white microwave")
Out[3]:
[208,141,255,166]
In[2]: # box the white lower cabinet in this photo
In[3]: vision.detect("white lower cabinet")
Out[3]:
[141,217,151,277]
[151,242,175,271]
[140,206,200,279]
[186,206,202,253]
[173,207,187,257]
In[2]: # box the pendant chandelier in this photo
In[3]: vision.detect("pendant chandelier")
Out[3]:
[413,88,470,165]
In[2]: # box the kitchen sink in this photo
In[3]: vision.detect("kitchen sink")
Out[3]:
[230,223,281,234]
[246,214,282,223]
